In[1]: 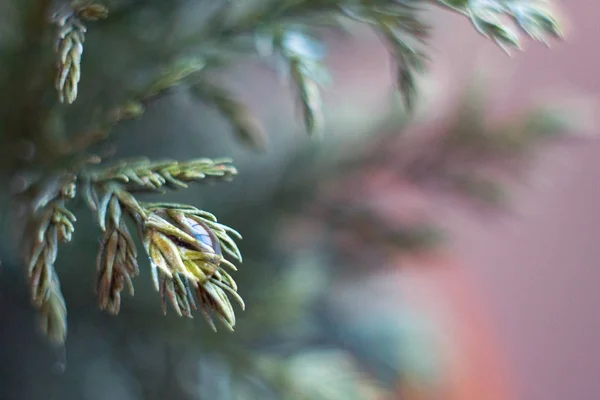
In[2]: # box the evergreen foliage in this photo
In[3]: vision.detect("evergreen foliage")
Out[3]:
[0,0,571,398]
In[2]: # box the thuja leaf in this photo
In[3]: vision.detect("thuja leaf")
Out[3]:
[92,158,237,191]
[141,205,243,329]
[272,29,329,136]
[142,58,207,100]
[471,13,521,53]
[82,157,244,329]
[52,1,108,104]
[191,79,268,151]
[379,22,428,110]
[96,194,139,315]
[342,3,429,110]
[507,2,563,43]
[21,177,76,344]
[435,0,563,50]
[290,58,324,135]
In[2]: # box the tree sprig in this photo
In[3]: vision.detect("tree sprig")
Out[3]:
[11,0,565,345]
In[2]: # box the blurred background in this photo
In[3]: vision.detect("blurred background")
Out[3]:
[0,1,599,399]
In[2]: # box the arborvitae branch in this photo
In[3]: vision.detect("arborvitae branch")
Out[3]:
[52,1,108,104]
[96,193,139,314]
[141,206,244,330]
[434,0,562,51]
[89,158,237,191]
[273,29,328,135]
[6,0,564,348]
[343,3,429,109]
[21,176,76,343]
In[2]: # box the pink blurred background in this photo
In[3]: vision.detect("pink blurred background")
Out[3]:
[323,1,600,399]
[437,3,600,400]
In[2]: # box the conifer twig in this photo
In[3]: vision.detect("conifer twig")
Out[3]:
[52,1,108,104]
[21,176,76,343]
